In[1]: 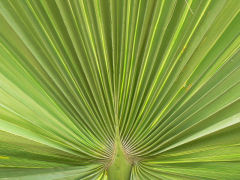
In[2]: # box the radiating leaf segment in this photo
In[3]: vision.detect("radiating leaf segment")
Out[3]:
[0,0,240,179]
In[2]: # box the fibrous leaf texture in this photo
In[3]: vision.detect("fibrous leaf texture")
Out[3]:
[0,0,240,179]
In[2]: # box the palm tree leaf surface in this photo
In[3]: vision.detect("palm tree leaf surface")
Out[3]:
[0,0,240,179]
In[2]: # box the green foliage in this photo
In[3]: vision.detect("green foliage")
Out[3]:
[0,0,240,179]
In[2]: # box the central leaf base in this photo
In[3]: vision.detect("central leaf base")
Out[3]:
[107,135,132,180]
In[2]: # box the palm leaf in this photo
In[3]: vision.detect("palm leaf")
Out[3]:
[0,0,240,179]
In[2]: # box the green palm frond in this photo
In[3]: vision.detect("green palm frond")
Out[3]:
[0,0,240,179]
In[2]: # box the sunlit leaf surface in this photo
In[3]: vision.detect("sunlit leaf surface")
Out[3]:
[0,0,240,179]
